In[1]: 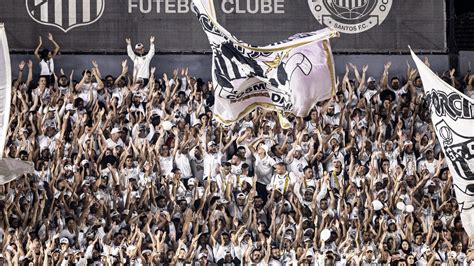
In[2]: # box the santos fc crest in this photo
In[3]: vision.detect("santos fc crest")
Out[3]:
[308,0,392,34]
[26,0,105,32]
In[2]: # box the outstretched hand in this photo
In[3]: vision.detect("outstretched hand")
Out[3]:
[92,60,99,69]
[362,64,368,72]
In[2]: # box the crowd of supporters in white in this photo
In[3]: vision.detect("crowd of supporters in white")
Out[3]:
[1,33,474,265]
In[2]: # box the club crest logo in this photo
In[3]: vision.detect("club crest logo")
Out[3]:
[26,0,105,33]
[308,0,392,34]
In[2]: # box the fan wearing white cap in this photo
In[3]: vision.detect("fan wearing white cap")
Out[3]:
[360,69,380,103]
[125,36,155,85]
[203,140,222,180]
[322,103,341,127]
[285,143,309,178]
[399,138,417,176]
[417,246,433,265]
[250,141,275,199]
[361,245,378,264]
[59,237,70,253]
[417,147,438,176]
[105,128,124,149]
[38,118,60,154]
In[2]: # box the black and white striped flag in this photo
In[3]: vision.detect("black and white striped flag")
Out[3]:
[192,0,338,126]
[411,49,474,237]
[26,0,105,32]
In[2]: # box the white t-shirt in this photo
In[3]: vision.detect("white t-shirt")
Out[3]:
[255,155,276,185]
[287,155,308,177]
[402,152,417,175]
[175,152,193,179]
[362,88,378,103]
[213,243,235,262]
[40,59,54,76]
[106,138,124,149]
[189,148,204,182]
[159,156,174,176]
[38,133,60,153]
[270,172,296,194]
[383,148,400,171]
[127,44,155,80]
[417,158,438,175]
[77,82,98,102]
[325,149,346,171]
[203,151,222,179]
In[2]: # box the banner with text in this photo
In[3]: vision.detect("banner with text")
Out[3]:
[411,49,474,237]
[1,0,445,53]
[193,0,336,125]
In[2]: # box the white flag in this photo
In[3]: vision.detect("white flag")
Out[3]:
[192,0,337,126]
[0,23,12,159]
[411,49,474,237]
[0,23,34,184]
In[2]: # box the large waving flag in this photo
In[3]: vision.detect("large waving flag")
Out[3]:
[192,0,338,125]
[410,49,474,237]
[0,23,34,184]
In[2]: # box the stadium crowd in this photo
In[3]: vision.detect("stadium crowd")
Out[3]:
[1,33,474,265]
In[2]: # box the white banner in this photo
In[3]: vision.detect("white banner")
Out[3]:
[411,49,474,237]
[0,23,12,160]
[0,23,34,184]
[192,0,337,125]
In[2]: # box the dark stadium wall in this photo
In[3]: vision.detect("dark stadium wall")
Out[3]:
[2,0,447,53]
[459,52,474,74]
[10,54,452,83]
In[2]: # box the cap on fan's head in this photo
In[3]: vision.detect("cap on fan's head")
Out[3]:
[135,43,144,50]
[208,141,216,148]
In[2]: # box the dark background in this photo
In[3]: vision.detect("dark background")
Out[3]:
[1,0,446,53]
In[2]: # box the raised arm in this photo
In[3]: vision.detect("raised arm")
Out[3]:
[358,64,368,93]
[47,33,60,57]
[114,60,129,86]
[91,62,104,90]
[126,37,136,60]
[26,60,34,88]
[349,63,361,83]
[146,36,155,60]
[34,36,43,61]
[14,61,25,89]
[380,61,391,89]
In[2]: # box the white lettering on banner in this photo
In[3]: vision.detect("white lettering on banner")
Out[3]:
[220,81,293,110]
[129,0,285,14]
[140,0,153,13]
[178,0,189,13]
[308,0,392,34]
[129,0,137,13]
[165,0,175,13]
[221,0,285,14]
